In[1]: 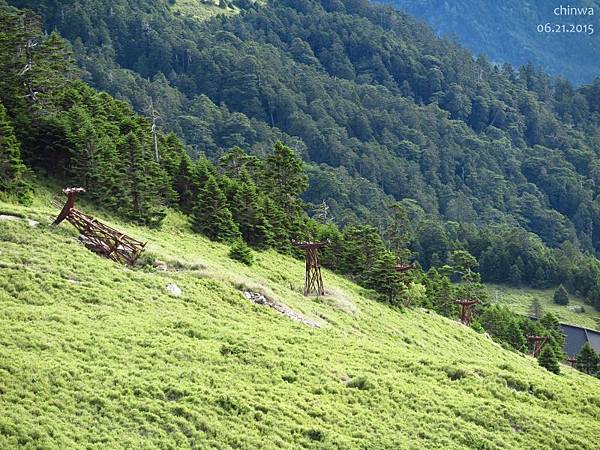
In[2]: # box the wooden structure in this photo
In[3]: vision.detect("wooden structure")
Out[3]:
[566,356,577,368]
[527,335,548,358]
[292,239,330,296]
[53,188,146,265]
[454,298,479,326]
[394,263,416,273]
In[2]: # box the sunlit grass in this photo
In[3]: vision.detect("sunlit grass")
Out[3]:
[487,284,600,330]
[1,185,600,449]
[170,0,241,21]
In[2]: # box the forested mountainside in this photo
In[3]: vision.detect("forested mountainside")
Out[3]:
[5,0,600,309]
[379,0,600,85]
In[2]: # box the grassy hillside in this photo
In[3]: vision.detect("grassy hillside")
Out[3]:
[488,284,600,331]
[170,0,240,21]
[1,187,600,449]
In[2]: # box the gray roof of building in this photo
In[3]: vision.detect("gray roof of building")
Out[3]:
[559,323,600,356]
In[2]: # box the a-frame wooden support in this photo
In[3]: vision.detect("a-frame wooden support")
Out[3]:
[527,335,548,358]
[292,239,330,296]
[454,298,479,326]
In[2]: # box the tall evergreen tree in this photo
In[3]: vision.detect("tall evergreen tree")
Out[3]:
[529,298,543,319]
[174,152,196,214]
[191,175,240,242]
[230,170,272,248]
[538,345,560,374]
[120,131,168,227]
[365,251,403,305]
[219,146,260,179]
[260,195,291,253]
[576,343,599,376]
[262,141,308,216]
[553,284,569,305]
[0,102,29,202]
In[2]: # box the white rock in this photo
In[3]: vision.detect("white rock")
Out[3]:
[27,219,39,228]
[166,283,182,297]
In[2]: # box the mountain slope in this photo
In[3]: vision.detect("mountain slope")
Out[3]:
[1,186,600,449]
[379,0,600,85]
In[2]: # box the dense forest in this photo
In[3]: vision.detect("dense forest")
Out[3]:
[11,0,600,309]
[379,0,600,85]
[3,0,600,375]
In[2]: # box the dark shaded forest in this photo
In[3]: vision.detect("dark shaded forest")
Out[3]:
[379,0,600,85]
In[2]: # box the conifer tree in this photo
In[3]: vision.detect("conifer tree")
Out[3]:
[121,131,168,227]
[228,239,254,266]
[174,152,196,213]
[365,251,403,305]
[540,312,566,360]
[0,102,30,203]
[230,170,272,248]
[538,345,560,374]
[433,274,456,317]
[191,175,240,242]
[576,342,599,375]
[383,203,413,261]
[339,225,387,279]
[219,146,260,179]
[529,298,543,319]
[262,141,308,216]
[260,196,291,253]
[553,284,569,305]
[509,264,522,286]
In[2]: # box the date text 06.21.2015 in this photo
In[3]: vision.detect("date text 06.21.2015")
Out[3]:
[537,23,594,35]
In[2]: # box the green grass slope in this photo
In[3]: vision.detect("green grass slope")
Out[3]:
[488,284,600,331]
[1,187,600,449]
[170,0,240,21]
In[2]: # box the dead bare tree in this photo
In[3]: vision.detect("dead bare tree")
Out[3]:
[145,98,161,163]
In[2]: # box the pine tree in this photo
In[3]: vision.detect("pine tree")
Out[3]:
[365,251,403,305]
[553,284,569,305]
[339,225,387,279]
[230,170,272,248]
[262,141,308,216]
[383,203,413,261]
[120,131,168,227]
[529,298,543,318]
[506,319,527,352]
[228,239,254,266]
[433,275,456,317]
[219,146,260,179]
[260,196,291,253]
[0,102,30,203]
[191,175,240,242]
[174,153,196,213]
[538,345,560,374]
[576,342,599,375]
[540,312,566,360]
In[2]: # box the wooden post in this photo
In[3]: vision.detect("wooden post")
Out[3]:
[53,187,86,226]
[566,356,577,368]
[454,299,479,326]
[293,239,330,296]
